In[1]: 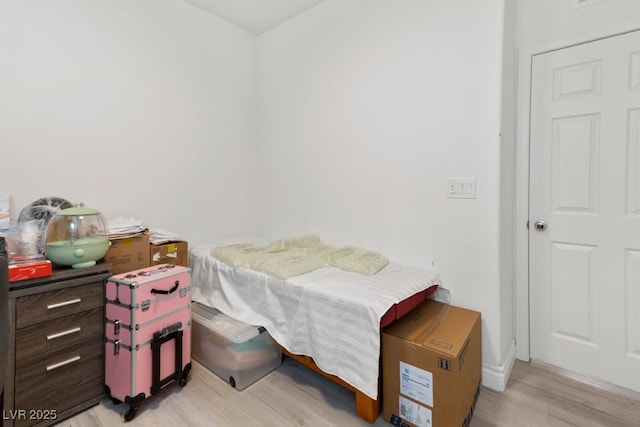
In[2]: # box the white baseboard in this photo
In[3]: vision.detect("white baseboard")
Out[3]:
[480,340,516,392]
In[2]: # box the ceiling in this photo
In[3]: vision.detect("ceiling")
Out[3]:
[183,0,325,35]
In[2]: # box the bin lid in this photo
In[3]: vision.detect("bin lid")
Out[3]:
[192,302,260,343]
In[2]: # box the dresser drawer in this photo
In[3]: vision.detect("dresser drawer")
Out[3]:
[14,339,103,413]
[15,308,103,363]
[16,282,103,329]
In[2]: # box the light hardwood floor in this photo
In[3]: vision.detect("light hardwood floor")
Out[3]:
[58,357,640,427]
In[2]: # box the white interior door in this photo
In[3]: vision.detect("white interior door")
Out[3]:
[529,30,640,392]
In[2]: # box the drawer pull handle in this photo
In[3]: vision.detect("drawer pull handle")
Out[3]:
[46,355,81,372]
[47,298,82,310]
[46,327,81,341]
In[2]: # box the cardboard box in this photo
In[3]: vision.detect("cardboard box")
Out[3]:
[9,260,53,282]
[150,241,188,267]
[382,300,481,427]
[104,234,150,275]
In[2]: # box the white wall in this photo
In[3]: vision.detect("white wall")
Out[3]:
[256,0,510,379]
[0,0,518,390]
[499,0,518,380]
[0,0,260,242]
[517,0,640,47]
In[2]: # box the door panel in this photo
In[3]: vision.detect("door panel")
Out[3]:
[551,114,599,212]
[530,30,640,392]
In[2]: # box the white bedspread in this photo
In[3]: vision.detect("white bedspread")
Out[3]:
[189,242,441,400]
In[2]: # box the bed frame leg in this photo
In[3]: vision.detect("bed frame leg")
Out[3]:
[355,390,380,423]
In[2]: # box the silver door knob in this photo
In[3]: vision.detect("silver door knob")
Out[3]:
[534,220,547,231]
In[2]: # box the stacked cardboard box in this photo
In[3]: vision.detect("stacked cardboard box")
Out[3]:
[149,241,188,267]
[382,300,481,427]
[104,234,150,275]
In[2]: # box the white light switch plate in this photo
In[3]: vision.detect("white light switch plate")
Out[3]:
[446,178,476,199]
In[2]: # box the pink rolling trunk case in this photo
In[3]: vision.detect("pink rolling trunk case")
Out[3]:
[104,264,192,421]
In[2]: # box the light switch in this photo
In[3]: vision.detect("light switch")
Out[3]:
[446,178,476,199]
[448,182,456,194]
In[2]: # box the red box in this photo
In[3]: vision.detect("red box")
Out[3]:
[9,260,53,282]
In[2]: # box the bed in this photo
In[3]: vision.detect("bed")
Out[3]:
[189,241,442,423]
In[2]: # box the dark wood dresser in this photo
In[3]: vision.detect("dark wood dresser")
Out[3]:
[2,263,111,427]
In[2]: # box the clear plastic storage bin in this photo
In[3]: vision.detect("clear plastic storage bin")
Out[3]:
[191,302,282,390]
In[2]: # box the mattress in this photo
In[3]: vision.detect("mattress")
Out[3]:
[189,242,442,400]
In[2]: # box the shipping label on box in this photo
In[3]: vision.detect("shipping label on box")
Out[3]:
[400,361,433,407]
[398,395,432,427]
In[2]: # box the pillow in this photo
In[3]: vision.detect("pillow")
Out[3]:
[302,243,336,259]
[257,252,327,279]
[325,246,362,266]
[211,243,253,266]
[332,248,389,275]
[282,234,322,249]
[212,243,291,268]
[228,244,292,269]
